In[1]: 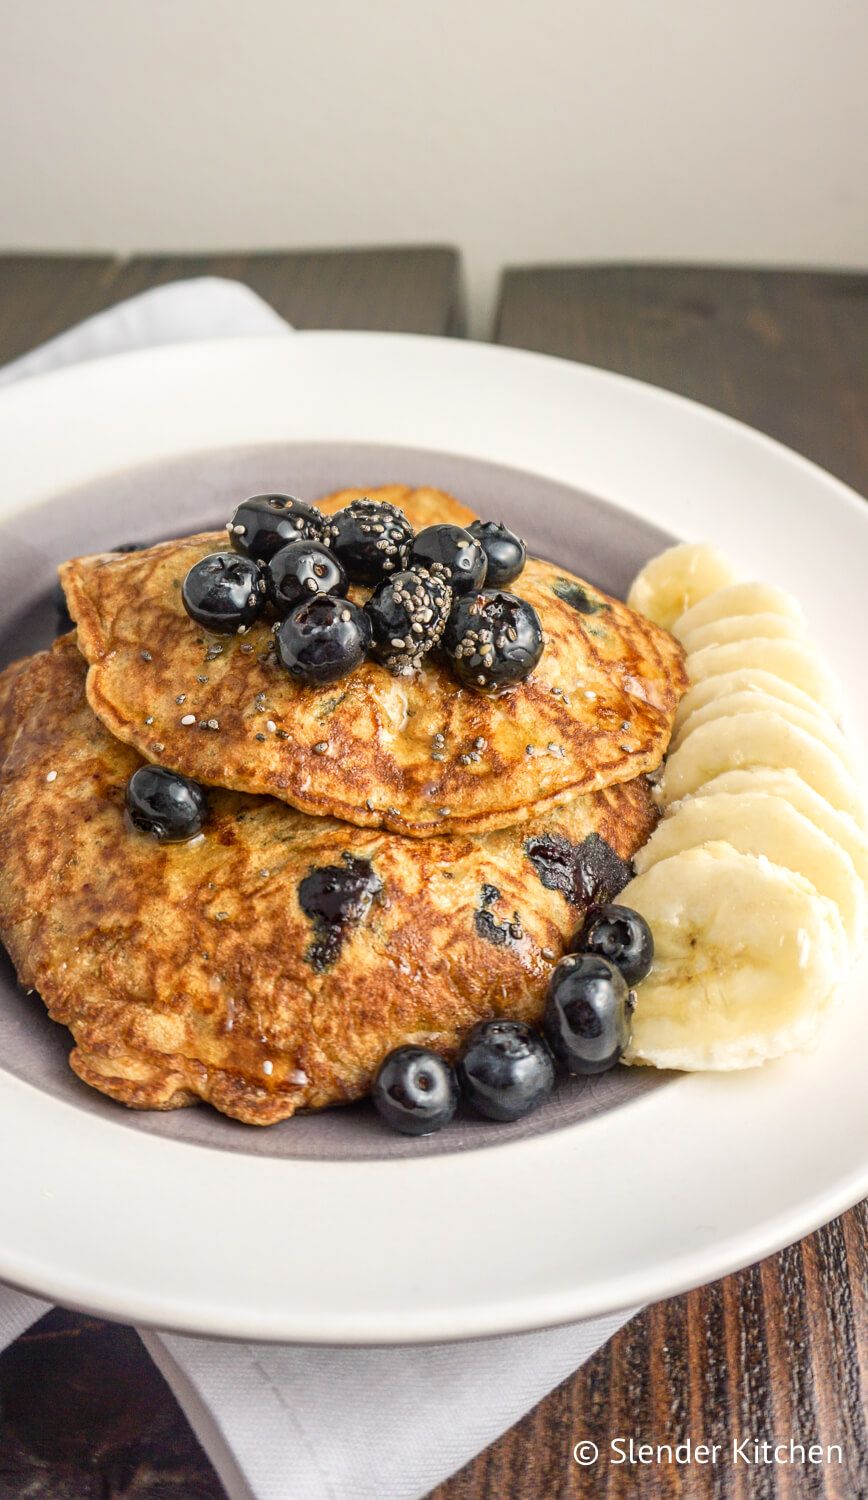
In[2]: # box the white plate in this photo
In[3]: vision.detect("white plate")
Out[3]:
[0,332,865,1344]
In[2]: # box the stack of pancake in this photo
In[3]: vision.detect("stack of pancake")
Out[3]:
[0,488,686,1125]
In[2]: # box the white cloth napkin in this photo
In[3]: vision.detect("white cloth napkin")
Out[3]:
[0,275,287,386]
[0,276,637,1500]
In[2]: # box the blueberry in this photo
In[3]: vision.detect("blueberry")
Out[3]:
[326,499,414,585]
[409,524,487,597]
[457,1019,555,1122]
[572,904,654,986]
[125,765,208,842]
[182,552,267,634]
[467,520,526,587]
[443,590,544,693]
[265,540,347,616]
[372,1046,459,1136]
[543,954,631,1075]
[227,494,326,563]
[275,594,371,685]
[364,567,452,673]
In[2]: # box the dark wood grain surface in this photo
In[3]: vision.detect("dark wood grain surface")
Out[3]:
[0,246,464,364]
[495,264,868,498]
[0,255,865,1500]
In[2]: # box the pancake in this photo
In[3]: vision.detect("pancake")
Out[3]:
[0,656,26,759]
[0,639,658,1125]
[60,486,687,838]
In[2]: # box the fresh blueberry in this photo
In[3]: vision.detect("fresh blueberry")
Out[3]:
[364,567,452,673]
[543,954,631,1075]
[572,904,654,986]
[182,552,267,634]
[443,589,544,693]
[326,499,414,585]
[265,539,347,616]
[467,520,526,587]
[275,594,371,685]
[227,494,326,563]
[409,524,487,597]
[457,1019,555,1122]
[125,765,208,842]
[372,1046,459,1135]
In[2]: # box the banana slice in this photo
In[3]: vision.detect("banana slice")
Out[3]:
[679,612,805,654]
[670,687,859,775]
[673,668,835,737]
[673,581,804,640]
[656,711,865,820]
[627,544,739,630]
[687,768,868,888]
[633,792,866,950]
[622,843,847,1070]
[687,639,843,718]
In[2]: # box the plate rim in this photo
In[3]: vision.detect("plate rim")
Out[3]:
[0,330,865,1344]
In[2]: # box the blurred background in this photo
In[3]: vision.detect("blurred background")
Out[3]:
[1,0,866,336]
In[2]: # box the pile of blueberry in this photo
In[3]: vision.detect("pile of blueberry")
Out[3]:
[372,903,654,1135]
[180,493,544,692]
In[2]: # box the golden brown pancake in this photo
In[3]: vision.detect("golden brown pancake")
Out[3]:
[0,657,26,760]
[61,486,687,838]
[0,639,658,1124]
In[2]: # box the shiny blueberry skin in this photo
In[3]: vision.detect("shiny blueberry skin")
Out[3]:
[275,594,371,684]
[326,500,414,585]
[372,1046,459,1136]
[265,539,347,616]
[443,589,544,693]
[457,1019,555,1122]
[364,567,452,672]
[467,520,526,588]
[125,766,208,842]
[543,953,631,1075]
[181,552,266,634]
[572,904,654,986]
[409,524,487,597]
[227,494,326,563]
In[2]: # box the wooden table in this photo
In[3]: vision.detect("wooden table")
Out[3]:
[0,247,465,364]
[0,255,864,1500]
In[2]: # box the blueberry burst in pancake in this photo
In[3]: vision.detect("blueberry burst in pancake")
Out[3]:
[60,486,687,838]
[0,639,658,1125]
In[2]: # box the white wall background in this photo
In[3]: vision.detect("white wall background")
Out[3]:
[1,0,866,334]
